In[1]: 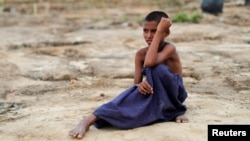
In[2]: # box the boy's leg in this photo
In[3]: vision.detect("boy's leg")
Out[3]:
[69,114,98,139]
[148,65,189,123]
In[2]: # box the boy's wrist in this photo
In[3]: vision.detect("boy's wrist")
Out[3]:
[155,31,166,40]
[134,84,140,87]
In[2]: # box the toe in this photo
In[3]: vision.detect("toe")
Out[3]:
[77,134,83,139]
[176,119,181,123]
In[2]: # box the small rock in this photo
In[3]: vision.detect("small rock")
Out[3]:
[100,93,105,97]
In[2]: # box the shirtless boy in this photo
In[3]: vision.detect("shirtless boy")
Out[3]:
[69,11,188,139]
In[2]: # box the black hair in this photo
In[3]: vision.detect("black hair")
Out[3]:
[144,11,169,23]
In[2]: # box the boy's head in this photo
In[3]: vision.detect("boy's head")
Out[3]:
[143,11,170,46]
[144,11,169,23]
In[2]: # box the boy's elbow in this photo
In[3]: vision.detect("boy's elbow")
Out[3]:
[144,61,155,67]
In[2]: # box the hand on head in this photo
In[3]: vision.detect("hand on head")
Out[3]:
[157,17,172,33]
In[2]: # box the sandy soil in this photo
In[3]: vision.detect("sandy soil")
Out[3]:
[0,1,250,141]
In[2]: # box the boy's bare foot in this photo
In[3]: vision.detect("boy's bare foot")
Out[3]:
[175,115,189,123]
[68,114,97,139]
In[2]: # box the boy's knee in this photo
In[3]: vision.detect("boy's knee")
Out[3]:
[144,64,170,78]
[152,64,169,73]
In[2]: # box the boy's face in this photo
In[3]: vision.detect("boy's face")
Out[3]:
[142,21,158,46]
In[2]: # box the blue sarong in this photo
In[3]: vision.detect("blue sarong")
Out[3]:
[93,64,188,129]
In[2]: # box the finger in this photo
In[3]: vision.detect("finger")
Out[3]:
[139,86,148,95]
[162,18,171,26]
[167,19,172,27]
[137,86,143,94]
[141,86,151,95]
[141,83,150,94]
[141,87,148,95]
[144,81,153,94]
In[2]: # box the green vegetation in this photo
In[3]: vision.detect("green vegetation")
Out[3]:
[172,12,203,23]
[0,0,4,7]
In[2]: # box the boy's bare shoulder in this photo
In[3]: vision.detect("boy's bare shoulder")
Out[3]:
[136,47,148,55]
[164,42,175,48]
[163,42,177,52]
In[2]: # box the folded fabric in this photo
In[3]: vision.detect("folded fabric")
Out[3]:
[93,64,188,129]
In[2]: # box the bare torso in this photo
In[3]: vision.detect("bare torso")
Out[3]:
[165,52,182,76]
[138,42,182,76]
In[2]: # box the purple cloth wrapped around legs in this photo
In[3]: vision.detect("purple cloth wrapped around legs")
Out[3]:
[93,64,188,129]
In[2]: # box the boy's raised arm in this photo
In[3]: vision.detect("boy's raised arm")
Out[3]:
[144,18,172,67]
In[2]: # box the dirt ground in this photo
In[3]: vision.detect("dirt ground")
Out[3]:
[0,0,249,141]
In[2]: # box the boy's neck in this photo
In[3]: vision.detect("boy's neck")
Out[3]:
[158,41,166,51]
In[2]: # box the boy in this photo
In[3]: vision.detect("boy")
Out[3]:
[69,11,188,139]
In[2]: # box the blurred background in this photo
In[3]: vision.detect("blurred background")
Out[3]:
[0,2,249,141]
[0,0,249,25]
